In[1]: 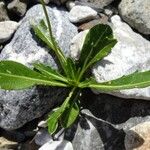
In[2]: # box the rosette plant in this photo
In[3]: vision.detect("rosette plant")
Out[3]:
[0,0,150,134]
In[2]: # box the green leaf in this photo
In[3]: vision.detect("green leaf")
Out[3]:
[47,88,76,134]
[0,60,67,90]
[61,102,79,128]
[82,71,150,91]
[66,58,77,80]
[33,63,68,83]
[47,108,62,134]
[78,24,117,72]
[32,19,55,50]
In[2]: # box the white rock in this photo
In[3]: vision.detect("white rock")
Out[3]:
[70,30,89,60]
[0,21,19,44]
[39,140,73,150]
[93,15,150,100]
[70,15,150,100]
[69,6,97,23]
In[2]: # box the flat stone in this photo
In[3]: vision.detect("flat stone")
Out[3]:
[0,4,77,130]
[0,2,9,21]
[125,122,150,150]
[69,5,97,23]
[0,21,19,44]
[119,0,150,35]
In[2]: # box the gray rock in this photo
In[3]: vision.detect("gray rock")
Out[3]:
[7,0,28,17]
[119,0,150,35]
[66,0,75,11]
[65,92,150,150]
[69,5,97,23]
[93,15,150,100]
[0,4,77,130]
[75,0,114,10]
[39,140,73,150]
[0,2,9,21]
[0,21,19,44]
[34,129,53,146]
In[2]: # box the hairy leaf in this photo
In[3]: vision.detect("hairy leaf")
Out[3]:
[0,61,67,90]
[81,71,150,91]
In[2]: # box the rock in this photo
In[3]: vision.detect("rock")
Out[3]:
[49,0,68,5]
[34,129,52,146]
[66,0,75,11]
[70,15,150,100]
[0,4,77,130]
[0,2,9,21]
[39,140,73,150]
[75,0,114,10]
[65,91,150,150]
[7,0,28,17]
[92,15,150,100]
[70,30,89,60]
[78,14,108,31]
[69,6,97,23]
[119,0,150,35]
[0,137,18,150]
[125,122,150,150]
[0,21,19,44]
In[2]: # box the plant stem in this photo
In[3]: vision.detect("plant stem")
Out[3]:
[40,0,67,74]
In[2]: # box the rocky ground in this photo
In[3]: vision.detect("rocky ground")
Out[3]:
[0,0,150,150]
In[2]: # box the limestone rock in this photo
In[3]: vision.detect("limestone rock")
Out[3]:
[119,0,150,35]
[0,21,19,44]
[69,5,97,23]
[0,4,77,130]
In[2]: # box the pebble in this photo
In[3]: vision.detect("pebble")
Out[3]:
[0,21,19,44]
[0,2,10,21]
[125,122,150,150]
[69,5,98,23]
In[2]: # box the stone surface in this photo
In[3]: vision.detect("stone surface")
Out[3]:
[39,140,73,150]
[75,0,114,10]
[0,137,18,150]
[125,122,150,150]
[0,4,77,130]
[0,21,19,44]
[65,91,150,150]
[69,5,97,23]
[0,2,9,21]
[119,0,150,35]
[66,0,75,11]
[7,0,28,17]
[34,129,52,146]
[70,30,89,60]
[93,15,150,100]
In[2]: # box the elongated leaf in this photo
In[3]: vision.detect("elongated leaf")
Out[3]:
[61,102,79,128]
[47,108,62,134]
[0,61,67,90]
[32,20,54,50]
[66,58,77,80]
[81,71,150,91]
[47,88,76,134]
[78,24,117,72]
[33,63,68,83]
